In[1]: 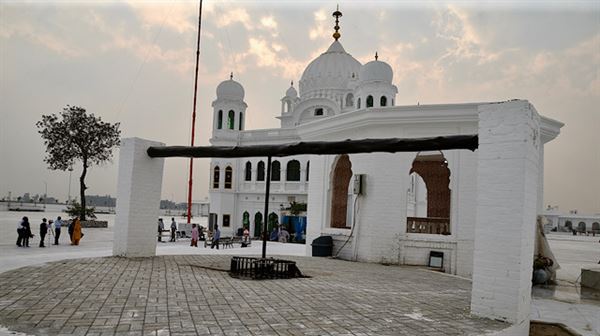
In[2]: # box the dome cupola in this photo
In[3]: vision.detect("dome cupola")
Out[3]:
[359,52,393,84]
[216,73,245,100]
[285,81,298,99]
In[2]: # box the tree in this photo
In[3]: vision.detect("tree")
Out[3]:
[37,105,120,220]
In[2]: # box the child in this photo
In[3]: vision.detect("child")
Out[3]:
[190,224,198,247]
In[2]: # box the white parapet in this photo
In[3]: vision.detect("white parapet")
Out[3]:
[471,100,541,335]
[113,137,165,257]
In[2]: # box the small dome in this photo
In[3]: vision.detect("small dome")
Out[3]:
[286,84,298,99]
[216,78,244,100]
[359,58,393,84]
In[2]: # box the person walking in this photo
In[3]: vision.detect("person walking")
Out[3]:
[190,224,199,247]
[158,218,164,242]
[21,217,32,247]
[16,217,25,247]
[68,219,74,243]
[39,218,48,247]
[71,217,82,246]
[211,224,221,249]
[170,218,177,242]
[47,220,54,246]
[53,216,63,245]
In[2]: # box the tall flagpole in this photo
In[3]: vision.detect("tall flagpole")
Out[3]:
[187,0,203,223]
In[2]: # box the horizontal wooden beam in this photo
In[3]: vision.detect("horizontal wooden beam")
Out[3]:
[146,135,478,158]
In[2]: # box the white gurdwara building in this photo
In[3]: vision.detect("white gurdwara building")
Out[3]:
[207,10,563,279]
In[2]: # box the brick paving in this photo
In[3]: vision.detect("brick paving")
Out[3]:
[0,255,508,335]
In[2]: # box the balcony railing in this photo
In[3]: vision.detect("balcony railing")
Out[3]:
[406,217,450,235]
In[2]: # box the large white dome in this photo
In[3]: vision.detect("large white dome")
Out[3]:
[360,59,393,84]
[299,41,362,95]
[216,78,245,100]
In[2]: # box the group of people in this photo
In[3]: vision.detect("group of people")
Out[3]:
[268,225,290,243]
[16,215,83,248]
[157,218,179,242]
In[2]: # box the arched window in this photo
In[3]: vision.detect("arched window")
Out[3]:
[306,161,310,181]
[592,222,600,232]
[286,160,301,181]
[239,112,244,130]
[357,98,361,109]
[578,222,586,233]
[330,155,352,228]
[406,153,451,234]
[224,166,233,189]
[257,161,265,181]
[217,110,223,129]
[212,166,220,188]
[244,161,252,181]
[271,160,281,181]
[366,95,374,108]
[227,110,235,129]
[242,211,250,229]
[345,93,354,107]
[254,212,263,238]
[380,96,387,107]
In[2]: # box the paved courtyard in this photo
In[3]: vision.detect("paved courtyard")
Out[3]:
[0,255,508,336]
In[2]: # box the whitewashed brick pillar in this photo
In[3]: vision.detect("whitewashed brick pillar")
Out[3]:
[471,100,541,334]
[113,137,165,257]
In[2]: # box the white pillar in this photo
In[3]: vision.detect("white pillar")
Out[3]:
[471,100,541,334]
[113,137,165,257]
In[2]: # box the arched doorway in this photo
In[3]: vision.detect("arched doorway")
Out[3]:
[242,211,250,229]
[565,221,573,230]
[578,222,586,233]
[254,212,262,238]
[268,212,279,233]
[406,152,451,234]
[330,154,352,228]
[592,222,600,233]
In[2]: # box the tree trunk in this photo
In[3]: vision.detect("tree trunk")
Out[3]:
[80,162,88,221]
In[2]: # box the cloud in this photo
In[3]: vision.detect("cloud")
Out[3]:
[216,7,254,30]
[125,1,196,34]
[242,37,306,79]
[0,12,84,58]
[260,16,278,30]
[434,5,499,65]
[309,9,329,40]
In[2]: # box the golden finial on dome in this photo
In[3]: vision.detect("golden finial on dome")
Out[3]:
[291,80,294,86]
[332,5,342,41]
[230,72,233,80]
[375,52,378,61]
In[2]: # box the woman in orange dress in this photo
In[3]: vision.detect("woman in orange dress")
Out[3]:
[71,217,82,245]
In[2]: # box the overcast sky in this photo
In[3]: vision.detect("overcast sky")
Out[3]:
[0,0,598,214]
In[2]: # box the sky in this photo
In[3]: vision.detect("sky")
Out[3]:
[0,0,598,214]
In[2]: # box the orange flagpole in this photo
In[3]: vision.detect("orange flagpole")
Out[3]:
[187,0,203,223]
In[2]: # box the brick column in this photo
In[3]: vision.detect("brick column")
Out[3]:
[113,137,165,257]
[471,100,541,334]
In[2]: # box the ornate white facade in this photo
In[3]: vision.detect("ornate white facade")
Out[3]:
[207,12,563,282]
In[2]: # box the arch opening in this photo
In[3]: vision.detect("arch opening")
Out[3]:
[330,154,353,229]
[406,153,451,234]
[212,166,220,189]
[244,161,252,181]
[286,160,301,181]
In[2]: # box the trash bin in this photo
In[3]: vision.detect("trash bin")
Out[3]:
[311,236,333,257]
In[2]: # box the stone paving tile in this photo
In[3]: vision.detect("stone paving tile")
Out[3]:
[0,255,508,335]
